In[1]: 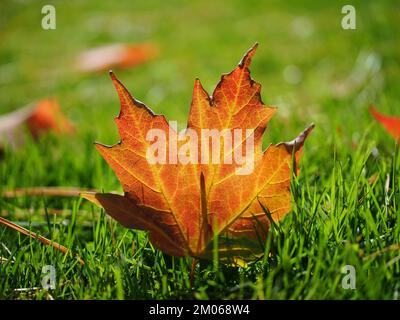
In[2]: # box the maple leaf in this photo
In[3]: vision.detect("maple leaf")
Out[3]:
[370,106,400,142]
[83,44,314,260]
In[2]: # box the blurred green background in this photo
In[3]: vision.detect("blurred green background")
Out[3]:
[1,0,399,140]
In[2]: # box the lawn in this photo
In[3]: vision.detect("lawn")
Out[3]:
[0,0,399,299]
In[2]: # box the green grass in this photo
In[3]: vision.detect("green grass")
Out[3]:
[0,0,399,299]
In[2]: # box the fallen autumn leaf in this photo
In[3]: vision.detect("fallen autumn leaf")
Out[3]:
[83,44,314,261]
[370,106,400,142]
[76,43,158,73]
[0,98,75,149]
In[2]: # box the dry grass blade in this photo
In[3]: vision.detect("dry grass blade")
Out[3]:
[364,243,400,260]
[0,216,84,265]
[2,187,96,198]
[1,208,90,218]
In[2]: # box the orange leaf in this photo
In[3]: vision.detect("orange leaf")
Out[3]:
[83,44,313,260]
[0,98,74,148]
[76,43,158,73]
[370,106,400,142]
[27,98,75,137]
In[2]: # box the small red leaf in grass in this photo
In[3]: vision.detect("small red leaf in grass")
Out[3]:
[370,106,400,142]
[76,43,158,73]
[27,98,75,137]
[0,98,74,149]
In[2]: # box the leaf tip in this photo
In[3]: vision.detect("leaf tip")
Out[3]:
[194,77,207,93]
[109,70,122,88]
[109,70,122,87]
[281,123,315,153]
[80,192,104,209]
[239,43,259,68]
[299,123,315,143]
